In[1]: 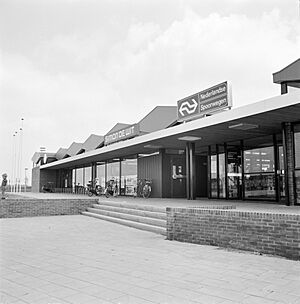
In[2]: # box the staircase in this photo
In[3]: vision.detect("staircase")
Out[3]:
[82,200,167,236]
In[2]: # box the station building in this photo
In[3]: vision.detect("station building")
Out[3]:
[32,59,300,206]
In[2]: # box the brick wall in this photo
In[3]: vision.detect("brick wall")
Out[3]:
[0,199,97,218]
[167,206,300,260]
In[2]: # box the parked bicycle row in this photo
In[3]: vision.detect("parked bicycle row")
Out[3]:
[42,178,153,198]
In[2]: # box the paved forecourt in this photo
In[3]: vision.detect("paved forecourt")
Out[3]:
[1,215,300,304]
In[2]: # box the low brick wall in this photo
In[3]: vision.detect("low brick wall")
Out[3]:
[0,199,97,218]
[166,206,300,260]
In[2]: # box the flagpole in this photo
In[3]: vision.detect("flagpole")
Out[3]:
[11,134,16,192]
[13,131,18,192]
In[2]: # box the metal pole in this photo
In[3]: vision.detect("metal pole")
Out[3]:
[208,146,211,199]
[13,131,18,192]
[186,143,190,200]
[19,118,24,192]
[216,145,219,198]
[189,142,196,200]
[18,128,22,192]
[11,134,16,192]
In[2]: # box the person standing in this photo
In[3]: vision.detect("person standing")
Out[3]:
[1,173,8,199]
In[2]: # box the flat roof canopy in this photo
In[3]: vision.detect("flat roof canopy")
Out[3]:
[41,91,300,170]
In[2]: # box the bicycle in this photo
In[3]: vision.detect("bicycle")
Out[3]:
[134,179,152,198]
[104,179,118,198]
[133,179,143,198]
[142,179,152,198]
[42,182,55,193]
[86,181,103,197]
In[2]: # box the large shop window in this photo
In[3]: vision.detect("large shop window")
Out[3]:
[294,124,300,204]
[96,162,106,188]
[84,166,92,187]
[75,168,85,194]
[121,158,137,196]
[295,171,300,205]
[72,169,76,193]
[243,143,275,200]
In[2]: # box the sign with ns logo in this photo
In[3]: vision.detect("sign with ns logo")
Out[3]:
[177,81,232,122]
[177,93,200,121]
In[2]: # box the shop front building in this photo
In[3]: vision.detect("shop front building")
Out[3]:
[32,60,300,206]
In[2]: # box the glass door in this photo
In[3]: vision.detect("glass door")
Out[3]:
[227,147,242,199]
[121,157,137,196]
[107,160,120,195]
[277,145,286,203]
[171,156,186,198]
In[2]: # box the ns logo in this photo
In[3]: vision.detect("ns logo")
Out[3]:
[179,98,198,117]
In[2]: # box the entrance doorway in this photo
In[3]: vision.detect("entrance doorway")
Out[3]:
[277,145,286,203]
[170,156,186,198]
[227,147,242,199]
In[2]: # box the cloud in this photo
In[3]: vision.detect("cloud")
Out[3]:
[3,8,299,132]
[106,9,299,108]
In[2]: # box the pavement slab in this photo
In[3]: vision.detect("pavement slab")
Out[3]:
[0,215,299,304]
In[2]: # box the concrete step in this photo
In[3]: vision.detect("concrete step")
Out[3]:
[86,207,166,228]
[91,204,166,220]
[82,211,166,236]
[97,200,165,213]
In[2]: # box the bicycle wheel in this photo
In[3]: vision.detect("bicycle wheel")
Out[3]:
[105,188,110,198]
[87,190,93,197]
[142,185,151,198]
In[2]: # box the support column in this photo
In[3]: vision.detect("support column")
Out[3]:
[208,146,211,199]
[92,163,97,181]
[281,83,288,95]
[282,122,295,206]
[186,142,196,200]
[241,140,245,201]
[273,134,279,202]
[224,143,228,199]
[186,144,190,199]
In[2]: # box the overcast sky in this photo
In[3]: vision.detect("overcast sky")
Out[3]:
[0,0,299,185]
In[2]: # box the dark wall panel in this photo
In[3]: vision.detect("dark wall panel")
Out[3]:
[40,170,57,191]
[162,154,171,198]
[57,169,73,188]
[196,155,208,197]
[138,154,162,197]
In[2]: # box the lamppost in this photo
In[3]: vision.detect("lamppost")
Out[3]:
[18,118,24,192]
[13,131,18,192]
[11,133,16,192]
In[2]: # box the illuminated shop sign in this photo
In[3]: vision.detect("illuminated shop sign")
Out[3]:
[177,81,232,122]
[104,124,140,146]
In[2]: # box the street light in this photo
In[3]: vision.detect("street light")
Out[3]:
[13,131,18,192]
[11,133,16,192]
[18,118,24,192]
